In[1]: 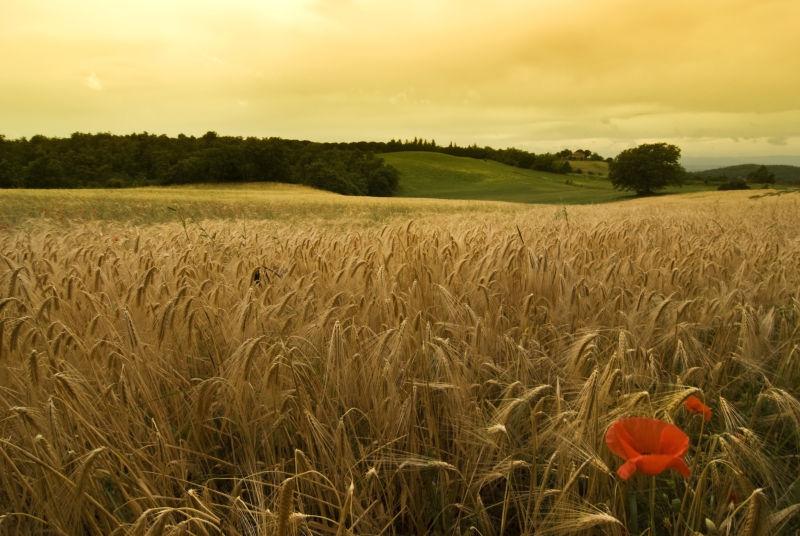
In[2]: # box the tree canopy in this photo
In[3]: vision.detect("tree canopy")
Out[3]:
[609,143,685,195]
[746,165,776,185]
[0,133,399,195]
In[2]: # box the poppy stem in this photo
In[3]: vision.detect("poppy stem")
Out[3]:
[628,485,639,535]
[649,475,657,535]
[673,419,707,536]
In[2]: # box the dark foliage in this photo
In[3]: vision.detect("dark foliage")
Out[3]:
[609,143,685,195]
[555,148,606,161]
[746,165,776,185]
[0,132,399,196]
[692,164,800,185]
[717,178,751,190]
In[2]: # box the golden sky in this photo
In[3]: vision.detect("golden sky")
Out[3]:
[2,0,799,158]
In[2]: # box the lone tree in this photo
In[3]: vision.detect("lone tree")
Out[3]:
[609,143,684,195]
[746,165,776,186]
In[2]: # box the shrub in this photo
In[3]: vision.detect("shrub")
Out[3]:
[717,179,750,190]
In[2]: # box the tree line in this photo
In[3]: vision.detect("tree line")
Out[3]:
[0,132,399,196]
[0,132,595,195]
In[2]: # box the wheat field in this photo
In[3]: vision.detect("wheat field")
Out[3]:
[1,189,799,535]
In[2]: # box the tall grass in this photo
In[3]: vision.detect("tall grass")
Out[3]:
[0,192,799,534]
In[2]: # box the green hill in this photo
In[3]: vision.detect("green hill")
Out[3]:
[382,152,621,204]
[569,159,609,177]
[692,164,800,184]
[382,152,709,204]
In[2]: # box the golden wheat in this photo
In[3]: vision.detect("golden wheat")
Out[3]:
[0,191,798,534]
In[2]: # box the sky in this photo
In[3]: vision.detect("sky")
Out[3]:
[2,0,799,159]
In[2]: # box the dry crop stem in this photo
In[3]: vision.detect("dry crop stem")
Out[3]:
[0,191,799,534]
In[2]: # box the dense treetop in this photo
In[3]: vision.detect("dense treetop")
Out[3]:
[0,132,398,196]
[609,143,685,195]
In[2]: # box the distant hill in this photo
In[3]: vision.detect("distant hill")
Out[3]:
[682,155,800,171]
[691,164,800,184]
[381,152,710,204]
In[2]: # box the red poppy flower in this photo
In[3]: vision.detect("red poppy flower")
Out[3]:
[683,395,712,422]
[605,418,691,480]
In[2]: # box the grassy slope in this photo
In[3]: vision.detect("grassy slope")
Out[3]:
[569,159,609,176]
[383,151,709,204]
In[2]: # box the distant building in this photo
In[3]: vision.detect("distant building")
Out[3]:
[571,150,588,161]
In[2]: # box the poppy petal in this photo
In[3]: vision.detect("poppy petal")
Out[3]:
[636,455,676,476]
[606,417,691,480]
[606,423,641,459]
[668,456,691,478]
[617,459,638,480]
[684,396,712,422]
[658,425,690,456]
[620,418,662,453]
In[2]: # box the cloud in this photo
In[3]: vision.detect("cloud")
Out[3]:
[767,136,788,146]
[84,73,103,91]
[0,0,798,157]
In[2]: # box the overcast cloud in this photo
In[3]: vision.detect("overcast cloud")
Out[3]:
[1,0,798,157]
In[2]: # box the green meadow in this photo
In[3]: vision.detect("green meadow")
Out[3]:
[383,151,712,204]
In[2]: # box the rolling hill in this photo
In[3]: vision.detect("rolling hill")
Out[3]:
[691,164,800,184]
[568,159,609,177]
[382,151,709,204]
